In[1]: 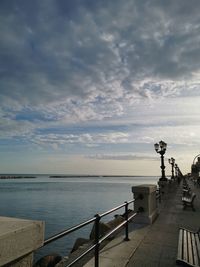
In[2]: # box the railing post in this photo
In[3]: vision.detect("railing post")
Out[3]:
[124,201,130,241]
[94,214,100,267]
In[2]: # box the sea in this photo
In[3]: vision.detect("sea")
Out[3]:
[0,175,159,262]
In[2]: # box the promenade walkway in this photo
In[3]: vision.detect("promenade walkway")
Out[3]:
[84,179,200,267]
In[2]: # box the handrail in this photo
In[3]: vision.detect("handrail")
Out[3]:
[99,212,137,244]
[40,191,162,267]
[64,211,137,267]
[99,202,126,218]
[42,198,136,267]
[99,198,136,218]
[44,217,96,246]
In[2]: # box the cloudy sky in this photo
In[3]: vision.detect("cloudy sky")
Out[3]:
[0,0,200,175]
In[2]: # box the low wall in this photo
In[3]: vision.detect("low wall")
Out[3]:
[132,184,158,224]
[0,216,44,267]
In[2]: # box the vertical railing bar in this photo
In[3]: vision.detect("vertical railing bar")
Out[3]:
[94,214,100,267]
[124,201,130,241]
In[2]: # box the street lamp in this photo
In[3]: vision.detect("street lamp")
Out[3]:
[168,157,175,179]
[154,140,167,181]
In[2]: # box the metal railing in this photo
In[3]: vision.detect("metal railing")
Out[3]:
[42,197,141,267]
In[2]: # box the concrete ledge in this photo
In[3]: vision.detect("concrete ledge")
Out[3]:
[0,216,44,266]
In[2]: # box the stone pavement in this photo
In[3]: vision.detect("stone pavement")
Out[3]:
[84,179,200,267]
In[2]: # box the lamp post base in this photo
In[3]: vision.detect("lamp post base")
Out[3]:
[158,179,168,197]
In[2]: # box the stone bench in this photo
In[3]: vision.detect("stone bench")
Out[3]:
[176,228,200,267]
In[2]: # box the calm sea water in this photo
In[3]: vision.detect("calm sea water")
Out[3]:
[0,175,158,261]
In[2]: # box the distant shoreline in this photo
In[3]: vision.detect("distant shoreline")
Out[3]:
[0,176,36,179]
[49,175,146,178]
[0,174,155,179]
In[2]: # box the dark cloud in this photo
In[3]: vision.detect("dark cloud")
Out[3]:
[1,0,200,122]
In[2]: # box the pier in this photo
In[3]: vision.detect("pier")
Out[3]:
[0,176,199,266]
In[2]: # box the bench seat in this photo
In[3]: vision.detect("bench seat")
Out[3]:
[176,228,200,267]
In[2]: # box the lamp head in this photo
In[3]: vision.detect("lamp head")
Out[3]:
[154,143,159,152]
[169,157,175,164]
[159,140,167,151]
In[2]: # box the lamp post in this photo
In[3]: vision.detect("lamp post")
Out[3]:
[154,140,167,181]
[174,163,181,183]
[174,163,178,178]
[168,157,175,179]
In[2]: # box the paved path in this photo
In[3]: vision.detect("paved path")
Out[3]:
[84,179,200,267]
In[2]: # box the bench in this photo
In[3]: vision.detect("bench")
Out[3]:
[176,228,200,266]
[182,193,196,211]
[183,188,191,197]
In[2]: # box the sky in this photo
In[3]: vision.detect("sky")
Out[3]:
[0,0,200,176]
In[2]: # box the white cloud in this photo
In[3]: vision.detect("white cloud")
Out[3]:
[31,132,130,148]
[1,0,200,174]
[88,153,158,161]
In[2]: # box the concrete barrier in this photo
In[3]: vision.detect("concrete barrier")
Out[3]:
[132,184,158,224]
[0,216,44,267]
